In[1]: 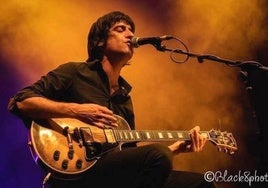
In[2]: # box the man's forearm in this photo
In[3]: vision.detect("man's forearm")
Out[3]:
[9,96,118,128]
[15,97,77,119]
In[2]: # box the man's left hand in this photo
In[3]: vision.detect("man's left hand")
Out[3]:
[168,126,206,154]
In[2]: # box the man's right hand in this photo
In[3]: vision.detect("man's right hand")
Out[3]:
[73,103,118,129]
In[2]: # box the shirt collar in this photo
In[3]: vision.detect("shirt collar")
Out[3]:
[87,59,132,95]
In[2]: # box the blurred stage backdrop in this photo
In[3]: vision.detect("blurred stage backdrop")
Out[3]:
[1,0,268,187]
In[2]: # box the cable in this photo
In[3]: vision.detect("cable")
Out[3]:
[42,172,51,188]
[169,36,190,63]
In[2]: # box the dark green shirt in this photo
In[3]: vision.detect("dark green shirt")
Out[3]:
[8,60,135,129]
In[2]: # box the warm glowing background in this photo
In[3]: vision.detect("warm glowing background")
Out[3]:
[1,0,267,188]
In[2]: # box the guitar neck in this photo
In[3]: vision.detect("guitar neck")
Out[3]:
[113,130,210,142]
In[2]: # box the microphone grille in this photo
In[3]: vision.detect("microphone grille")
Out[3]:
[131,37,140,48]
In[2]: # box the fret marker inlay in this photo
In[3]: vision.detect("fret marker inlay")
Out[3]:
[124,132,128,139]
[177,133,183,138]
[158,132,163,139]
[129,132,134,139]
[167,133,173,138]
[135,132,140,139]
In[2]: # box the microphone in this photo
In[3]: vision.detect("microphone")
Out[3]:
[131,35,173,48]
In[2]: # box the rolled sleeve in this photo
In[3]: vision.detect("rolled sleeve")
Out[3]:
[8,62,77,119]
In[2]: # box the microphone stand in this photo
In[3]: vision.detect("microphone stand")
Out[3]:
[156,43,268,170]
[157,45,268,72]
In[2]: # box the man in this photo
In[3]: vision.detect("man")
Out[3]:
[8,11,215,188]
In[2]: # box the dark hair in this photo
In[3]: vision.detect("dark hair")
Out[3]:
[87,11,135,61]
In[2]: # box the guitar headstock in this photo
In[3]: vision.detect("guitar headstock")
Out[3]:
[208,129,238,155]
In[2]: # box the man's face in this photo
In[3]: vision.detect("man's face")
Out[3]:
[104,21,134,61]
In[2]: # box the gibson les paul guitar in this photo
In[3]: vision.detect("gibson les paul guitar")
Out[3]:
[29,115,237,179]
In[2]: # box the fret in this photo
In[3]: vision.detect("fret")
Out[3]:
[172,132,178,139]
[138,131,146,140]
[138,131,149,141]
[152,131,158,140]
[164,132,170,139]
[114,130,119,141]
[180,131,190,140]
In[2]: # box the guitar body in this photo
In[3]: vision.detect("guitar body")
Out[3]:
[29,116,130,179]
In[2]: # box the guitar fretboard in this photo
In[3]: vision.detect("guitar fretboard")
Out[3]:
[114,130,210,142]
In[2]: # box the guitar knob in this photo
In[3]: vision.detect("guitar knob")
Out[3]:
[68,150,74,160]
[62,159,69,169]
[53,150,60,161]
[76,159,83,169]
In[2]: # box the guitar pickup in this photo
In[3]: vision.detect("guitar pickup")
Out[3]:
[104,129,116,143]
[79,127,94,144]
[79,127,101,160]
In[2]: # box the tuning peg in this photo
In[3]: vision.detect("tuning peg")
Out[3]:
[224,148,228,153]
[229,150,235,155]
[217,147,221,152]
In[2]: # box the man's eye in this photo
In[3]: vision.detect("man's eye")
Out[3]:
[115,26,125,32]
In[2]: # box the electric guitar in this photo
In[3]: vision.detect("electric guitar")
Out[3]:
[29,115,237,179]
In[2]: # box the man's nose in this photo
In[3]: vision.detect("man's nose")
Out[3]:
[125,29,134,38]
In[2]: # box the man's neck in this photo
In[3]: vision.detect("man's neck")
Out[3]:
[101,56,127,94]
